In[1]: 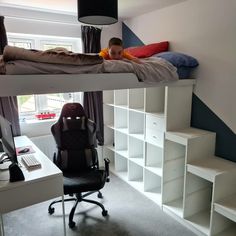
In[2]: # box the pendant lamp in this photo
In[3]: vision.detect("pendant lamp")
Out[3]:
[78,0,118,25]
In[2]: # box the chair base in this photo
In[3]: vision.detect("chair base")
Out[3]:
[48,191,108,228]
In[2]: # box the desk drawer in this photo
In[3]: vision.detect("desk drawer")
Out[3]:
[146,128,164,147]
[146,114,165,132]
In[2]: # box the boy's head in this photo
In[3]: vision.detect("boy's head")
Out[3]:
[108,37,124,60]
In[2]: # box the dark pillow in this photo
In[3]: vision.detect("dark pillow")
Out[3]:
[125,41,169,58]
[153,52,199,79]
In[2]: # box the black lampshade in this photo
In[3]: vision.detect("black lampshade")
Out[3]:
[78,0,118,25]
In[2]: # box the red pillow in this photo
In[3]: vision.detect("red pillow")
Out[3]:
[125,41,169,58]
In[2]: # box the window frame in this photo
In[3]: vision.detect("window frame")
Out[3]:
[7,33,83,122]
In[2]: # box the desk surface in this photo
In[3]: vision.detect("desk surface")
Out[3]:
[0,135,63,213]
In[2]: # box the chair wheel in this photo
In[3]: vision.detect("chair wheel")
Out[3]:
[97,192,103,198]
[69,221,76,228]
[48,207,55,215]
[102,210,108,216]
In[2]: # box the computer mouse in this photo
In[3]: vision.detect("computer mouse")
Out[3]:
[18,147,30,154]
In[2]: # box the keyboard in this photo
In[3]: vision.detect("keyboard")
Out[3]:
[21,154,41,169]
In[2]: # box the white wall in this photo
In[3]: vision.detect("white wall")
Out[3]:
[124,0,236,133]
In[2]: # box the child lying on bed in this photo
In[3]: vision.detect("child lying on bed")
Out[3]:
[99,37,142,64]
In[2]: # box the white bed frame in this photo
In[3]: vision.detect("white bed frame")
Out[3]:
[0,73,196,96]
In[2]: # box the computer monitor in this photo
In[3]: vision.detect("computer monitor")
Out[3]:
[0,115,18,164]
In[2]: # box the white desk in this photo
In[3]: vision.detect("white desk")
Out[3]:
[0,136,66,236]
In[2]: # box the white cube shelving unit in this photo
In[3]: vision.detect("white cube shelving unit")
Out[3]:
[103,81,236,236]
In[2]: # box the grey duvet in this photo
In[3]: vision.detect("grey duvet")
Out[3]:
[3,58,178,83]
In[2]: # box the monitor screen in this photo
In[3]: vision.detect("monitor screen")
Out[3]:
[0,115,18,164]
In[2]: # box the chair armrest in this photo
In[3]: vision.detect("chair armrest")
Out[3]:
[104,158,110,182]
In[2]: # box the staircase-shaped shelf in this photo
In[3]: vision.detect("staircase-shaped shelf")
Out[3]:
[187,157,236,182]
[163,127,236,236]
[163,127,216,218]
[165,127,215,145]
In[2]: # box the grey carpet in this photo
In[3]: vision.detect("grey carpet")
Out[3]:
[3,174,196,236]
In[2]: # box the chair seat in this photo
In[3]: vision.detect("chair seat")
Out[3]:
[63,170,106,194]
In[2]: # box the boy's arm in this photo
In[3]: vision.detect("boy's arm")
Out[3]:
[131,57,142,64]
[123,51,142,64]
[99,48,109,59]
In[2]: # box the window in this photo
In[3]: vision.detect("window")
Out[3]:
[7,33,82,122]
[41,41,73,51]
[8,40,33,49]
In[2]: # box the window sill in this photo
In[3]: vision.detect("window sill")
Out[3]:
[20,119,57,138]
[20,118,57,125]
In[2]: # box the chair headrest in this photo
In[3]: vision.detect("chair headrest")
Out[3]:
[51,102,97,148]
[62,117,86,131]
[59,103,85,121]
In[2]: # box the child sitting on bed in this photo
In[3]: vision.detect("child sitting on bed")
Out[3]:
[99,37,141,64]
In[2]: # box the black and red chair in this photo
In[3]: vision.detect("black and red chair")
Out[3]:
[48,103,110,228]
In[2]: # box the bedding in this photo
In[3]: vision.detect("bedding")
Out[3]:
[0,46,179,83]
[3,46,103,65]
[1,57,178,83]
[153,52,199,79]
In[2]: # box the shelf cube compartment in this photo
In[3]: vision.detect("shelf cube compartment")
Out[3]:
[145,142,163,176]
[114,89,128,107]
[128,88,144,111]
[145,87,165,114]
[114,131,128,158]
[162,177,185,218]
[184,172,213,235]
[128,161,144,191]
[211,211,236,236]
[162,140,186,217]
[114,107,128,132]
[144,169,162,205]
[128,110,144,138]
[115,153,128,180]
[103,90,114,104]
[103,104,114,128]
[129,136,144,166]
[214,171,236,223]
[163,140,185,182]
[212,172,236,236]
[104,126,114,148]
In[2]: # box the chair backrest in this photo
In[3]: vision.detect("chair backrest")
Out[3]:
[51,103,98,173]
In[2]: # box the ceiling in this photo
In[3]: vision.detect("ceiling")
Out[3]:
[0,0,186,20]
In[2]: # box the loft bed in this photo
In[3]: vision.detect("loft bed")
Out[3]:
[0,46,197,96]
